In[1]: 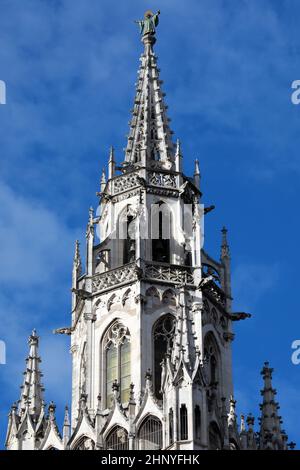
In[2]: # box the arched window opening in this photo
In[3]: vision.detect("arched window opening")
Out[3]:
[209,422,222,450]
[146,287,160,308]
[153,314,176,398]
[105,426,129,450]
[151,203,170,263]
[123,215,135,264]
[204,333,220,387]
[138,416,162,450]
[180,404,188,441]
[118,207,136,266]
[162,289,176,306]
[73,437,95,450]
[104,322,131,407]
[169,408,174,445]
[195,405,201,440]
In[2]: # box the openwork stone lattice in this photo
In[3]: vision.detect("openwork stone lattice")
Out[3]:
[145,263,194,285]
[148,172,176,188]
[92,263,139,293]
[113,173,139,194]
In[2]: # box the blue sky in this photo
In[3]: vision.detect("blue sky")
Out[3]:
[0,0,300,448]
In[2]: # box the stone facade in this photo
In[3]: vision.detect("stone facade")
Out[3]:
[5,16,292,451]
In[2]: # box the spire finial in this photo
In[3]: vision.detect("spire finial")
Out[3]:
[135,10,160,45]
[221,226,230,259]
[194,159,201,189]
[228,395,237,427]
[240,414,246,433]
[259,362,287,449]
[73,240,82,276]
[175,139,182,172]
[17,330,44,419]
[100,168,106,192]
[108,146,115,179]
[63,406,70,426]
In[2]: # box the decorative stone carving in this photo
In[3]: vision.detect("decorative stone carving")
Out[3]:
[113,173,140,195]
[104,321,130,348]
[145,263,194,285]
[148,171,176,188]
[112,188,141,203]
[92,263,140,293]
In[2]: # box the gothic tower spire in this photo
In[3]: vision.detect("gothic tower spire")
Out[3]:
[124,10,174,169]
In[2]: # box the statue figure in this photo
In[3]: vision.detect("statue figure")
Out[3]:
[135,10,160,36]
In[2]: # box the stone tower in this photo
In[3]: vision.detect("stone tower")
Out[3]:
[5,12,291,451]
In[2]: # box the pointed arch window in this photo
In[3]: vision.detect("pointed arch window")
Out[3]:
[153,314,176,398]
[118,206,136,266]
[180,404,188,440]
[105,426,129,450]
[204,333,220,387]
[151,202,171,263]
[138,416,162,450]
[104,322,131,407]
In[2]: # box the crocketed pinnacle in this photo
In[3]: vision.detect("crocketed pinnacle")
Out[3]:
[19,330,45,419]
[259,362,287,450]
[124,25,175,168]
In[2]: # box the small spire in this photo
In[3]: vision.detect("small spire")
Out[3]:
[145,369,153,393]
[174,139,182,172]
[112,380,120,402]
[228,395,237,428]
[63,406,70,426]
[240,414,246,433]
[73,240,82,277]
[79,393,88,411]
[108,146,115,179]
[221,226,230,259]
[19,330,45,419]
[259,362,287,449]
[63,406,71,448]
[129,383,135,405]
[48,401,56,421]
[100,168,106,192]
[96,394,102,413]
[194,159,200,189]
[246,413,255,430]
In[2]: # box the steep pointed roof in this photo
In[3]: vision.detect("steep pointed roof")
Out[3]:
[19,329,45,419]
[259,362,287,450]
[124,14,175,169]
